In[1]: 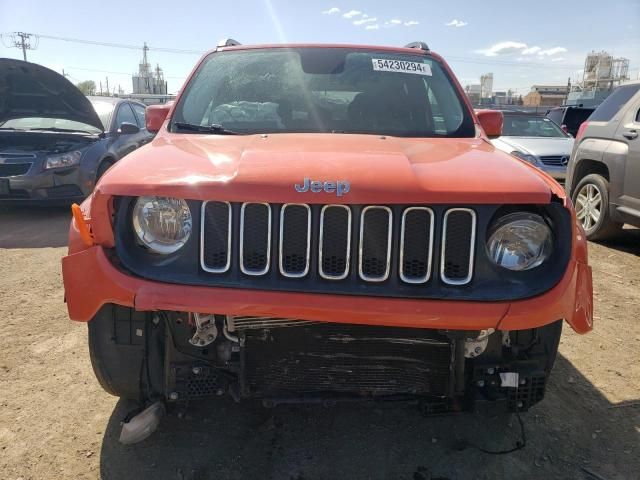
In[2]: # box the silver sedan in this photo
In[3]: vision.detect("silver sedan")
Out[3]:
[491,113,574,182]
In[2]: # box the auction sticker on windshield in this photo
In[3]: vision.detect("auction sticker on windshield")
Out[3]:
[371,59,432,76]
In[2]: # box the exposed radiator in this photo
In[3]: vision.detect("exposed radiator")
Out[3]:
[239,321,455,398]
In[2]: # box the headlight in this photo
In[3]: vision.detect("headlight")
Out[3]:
[510,151,538,165]
[132,196,192,254]
[44,150,82,169]
[487,213,552,271]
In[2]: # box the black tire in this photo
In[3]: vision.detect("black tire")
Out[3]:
[96,160,113,182]
[88,305,144,400]
[571,174,622,241]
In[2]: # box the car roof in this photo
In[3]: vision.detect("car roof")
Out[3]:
[86,96,146,108]
[211,43,443,61]
[86,96,122,105]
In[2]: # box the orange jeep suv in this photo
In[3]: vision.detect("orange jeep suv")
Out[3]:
[62,41,593,417]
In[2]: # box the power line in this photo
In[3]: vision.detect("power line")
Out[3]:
[36,34,202,55]
[5,32,597,71]
[1,32,39,60]
[446,55,585,71]
[63,65,185,80]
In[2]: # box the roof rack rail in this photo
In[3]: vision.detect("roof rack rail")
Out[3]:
[404,41,430,52]
[217,38,241,48]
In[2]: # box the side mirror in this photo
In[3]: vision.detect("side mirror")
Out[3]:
[117,122,140,135]
[476,109,503,138]
[146,103,171,133]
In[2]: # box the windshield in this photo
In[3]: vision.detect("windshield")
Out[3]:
[502,115,567,138]
[89,100,115,130]
[172,47,475,137]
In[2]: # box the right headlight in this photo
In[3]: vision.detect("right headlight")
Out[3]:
[487,213,553,271]
[132,196,192,254]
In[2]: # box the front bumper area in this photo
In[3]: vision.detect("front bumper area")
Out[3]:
[62,246,593,334]
[88,304,564,413]
[0,166,88,205]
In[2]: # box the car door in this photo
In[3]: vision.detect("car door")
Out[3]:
[111,102,141,159]
[130,102,155,145]
[615,90,640,213]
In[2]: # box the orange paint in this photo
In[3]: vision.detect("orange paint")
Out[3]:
[62,43,593,335]
[70,203,93,246]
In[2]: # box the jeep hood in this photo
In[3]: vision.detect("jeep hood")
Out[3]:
[0,58,104,131]
[98,133,559,204]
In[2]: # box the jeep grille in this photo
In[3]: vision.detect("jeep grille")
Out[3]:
[201,202,475,286]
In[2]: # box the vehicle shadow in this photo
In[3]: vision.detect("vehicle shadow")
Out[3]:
[99,354,639,480]
[0,206,70,248]
[597,226,640,257]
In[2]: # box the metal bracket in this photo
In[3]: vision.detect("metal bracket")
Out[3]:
[189,313,218,347]
[464,328,495,358]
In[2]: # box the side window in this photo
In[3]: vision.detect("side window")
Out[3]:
[115,104,137,128]
[589,84,640,122]
[635,108,640,123]
[131,103,146,128]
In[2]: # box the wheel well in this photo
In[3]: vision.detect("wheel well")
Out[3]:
[100,157,115,169]
[571,159,609,194]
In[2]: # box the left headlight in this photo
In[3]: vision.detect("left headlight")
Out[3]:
[132,196,192,254]
[510,151,538,165]
[487,213,553,271]
[44,150,82,169]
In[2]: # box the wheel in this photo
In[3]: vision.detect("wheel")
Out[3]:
[572,174,622,241]
[96,160,113,182]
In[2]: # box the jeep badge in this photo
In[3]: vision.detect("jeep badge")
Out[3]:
[294,178,350,196]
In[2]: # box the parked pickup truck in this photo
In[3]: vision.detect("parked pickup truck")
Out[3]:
[62,41,592,431]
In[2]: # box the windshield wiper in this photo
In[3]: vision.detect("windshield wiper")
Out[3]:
[173,122,240,135]
[28,127,97,135]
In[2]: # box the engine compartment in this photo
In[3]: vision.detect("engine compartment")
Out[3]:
[0,132,96,155]
[88,304,562,415]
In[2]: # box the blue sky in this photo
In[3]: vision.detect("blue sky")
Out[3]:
[1,0,638,94]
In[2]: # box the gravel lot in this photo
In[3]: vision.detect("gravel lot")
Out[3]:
[0,206,638,480]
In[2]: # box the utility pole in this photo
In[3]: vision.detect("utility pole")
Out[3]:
[105,77,110,96]
[4,32,38,61]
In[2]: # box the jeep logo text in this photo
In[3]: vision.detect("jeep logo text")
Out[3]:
[294,178,350,196]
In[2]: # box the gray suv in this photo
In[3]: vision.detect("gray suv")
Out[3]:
[566,81,640,240]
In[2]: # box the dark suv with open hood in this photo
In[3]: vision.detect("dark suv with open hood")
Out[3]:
[0,59,153,204]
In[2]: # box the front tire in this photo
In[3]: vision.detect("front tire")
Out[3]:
[88,306,143,400]
[572,174,622,241]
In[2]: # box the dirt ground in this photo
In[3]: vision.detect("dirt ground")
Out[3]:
[0,206,638,480]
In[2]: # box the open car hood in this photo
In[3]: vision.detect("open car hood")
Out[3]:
[0,58,104,131]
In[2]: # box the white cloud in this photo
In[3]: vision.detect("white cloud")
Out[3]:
[343,10,362,18]
[390,19,402,24]
[521,46,567,56]
[551,57,565,62]
[521,46,541,55]
[354,17,377,26]
[539,47,567,56]
[445,19,468,27]
[404,20,419,26]
[478,41,527,56]
[365,24,380,30]
[322,7,340,15]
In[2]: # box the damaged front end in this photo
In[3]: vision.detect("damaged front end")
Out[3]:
[90,305,561,415]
